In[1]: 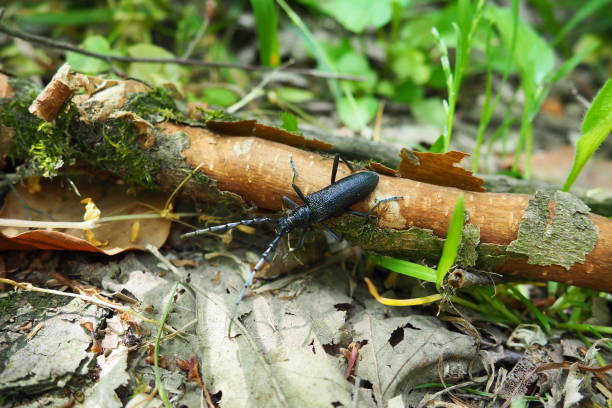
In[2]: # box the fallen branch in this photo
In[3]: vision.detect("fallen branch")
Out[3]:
[0,20,363,81]
[1,68,611,292]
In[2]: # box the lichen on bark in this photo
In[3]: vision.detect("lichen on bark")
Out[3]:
[507,190,597,269]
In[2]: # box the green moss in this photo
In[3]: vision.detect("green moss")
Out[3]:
[124,87,189,124]
[73,116,160,187]
[456,224,480,267]
[2,92,77,178]
[326,215,444,263]
[507,190,597,269]
[199,108,239,122]
[476,243,510,270]
[0,295,18,317]
[0,291,67,318]
[328,215,521,274]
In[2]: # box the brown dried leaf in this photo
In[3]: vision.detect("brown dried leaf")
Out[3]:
[367,161,397,176]
[398,148,485,192]
[206,119,257,135]
[206,119,332,150]
[170,259,198,268]
[0,73,15,98]
[0,179,171,255]
[253,123,332,150]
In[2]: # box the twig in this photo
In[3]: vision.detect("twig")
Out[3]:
[227,61,294,113]
[0,23,364,81]
[0,277,161,326]
[154,281,179,408]
[0,212,198,230]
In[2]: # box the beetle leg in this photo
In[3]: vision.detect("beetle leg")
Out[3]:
[321,224,342,241]
[349,196,404,223]
[282,195,299,209]
[290,156,309,203]
[286,229,308,253]
[229,231,286,336]
[292,183,308,203]
[330,154,354,184]
[298,229,310,249]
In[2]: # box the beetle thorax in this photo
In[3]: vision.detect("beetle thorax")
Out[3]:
[277,205,315,232]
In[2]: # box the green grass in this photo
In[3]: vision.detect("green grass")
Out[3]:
[433,0,485,152]
[250,0,281,67]
[369,193,465,291]
[436,194,465,289]
[562,79,612,191]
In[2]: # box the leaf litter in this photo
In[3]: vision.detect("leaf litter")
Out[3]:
[0,178,171,254]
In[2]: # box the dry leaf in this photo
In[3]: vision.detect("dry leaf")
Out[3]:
[252,123,332,150]
[398,148,485,192]
[0,179,171,255]
[0,73,15,98]
[206,119,333,150]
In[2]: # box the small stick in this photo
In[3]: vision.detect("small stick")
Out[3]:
[0,23,364,81]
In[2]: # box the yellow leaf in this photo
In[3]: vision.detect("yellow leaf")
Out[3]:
[364,278,442,306]
[27,177,41,194]
[84,229,108,247]
[81,197,101,221]
[130,221,140,243]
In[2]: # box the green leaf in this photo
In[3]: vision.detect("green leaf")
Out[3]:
[127,43,182,87]
[17,8,114,25]
[66,36,118,75]
[563,79,612,191]
[251,0,281,66]
[390,79,424,104]
[507,286,552,334]
[334,50,378,93]
[485,5,555,89]
[201,88,240,107]
[389,46,430,84]
[337,96,378,131]
[411,98,447,128]
[428,134,446,153]
[436,194,465,290]
[553,0,612,45]
[280,112,299,132]
[299,0,409,33]
[274,87,315,103]
[175,12,205,56]
[368,255,437,283]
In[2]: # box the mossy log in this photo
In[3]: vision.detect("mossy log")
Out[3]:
[1,67,611,292]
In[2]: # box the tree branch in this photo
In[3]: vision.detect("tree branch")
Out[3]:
[0,22,363,81]
[1,69,611,293]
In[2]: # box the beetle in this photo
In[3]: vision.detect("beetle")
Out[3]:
[181,155,401,315]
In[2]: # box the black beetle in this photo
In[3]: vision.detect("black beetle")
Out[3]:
[182,155,400,313]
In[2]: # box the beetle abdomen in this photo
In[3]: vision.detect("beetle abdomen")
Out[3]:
[307,171,379,221]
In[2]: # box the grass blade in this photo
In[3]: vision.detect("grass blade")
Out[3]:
[364,278,442,306]
[368,254,437,283]
[562,79,612,191]
[508,286,552,334]
[553,0,612,45]
[250,0,281,66]
[275,0,367,130]
[436,194,465,290]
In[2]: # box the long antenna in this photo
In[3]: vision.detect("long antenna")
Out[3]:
[181,217,277,238]
[228,230,287,336]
